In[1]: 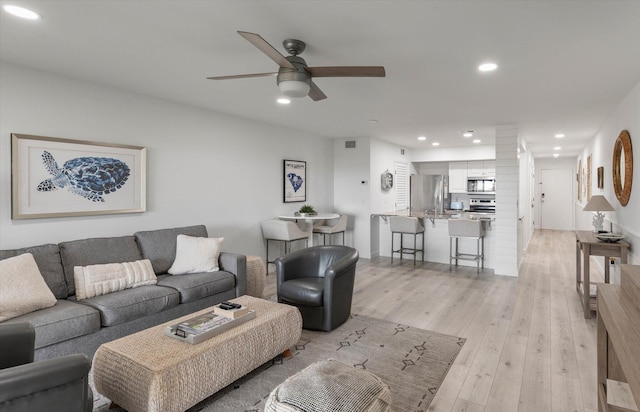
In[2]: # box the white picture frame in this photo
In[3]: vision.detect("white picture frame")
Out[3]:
[11,133,146,219]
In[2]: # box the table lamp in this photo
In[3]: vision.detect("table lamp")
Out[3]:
[583,195,615,232]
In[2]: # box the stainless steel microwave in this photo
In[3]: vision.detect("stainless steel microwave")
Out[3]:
[467,177,496,193]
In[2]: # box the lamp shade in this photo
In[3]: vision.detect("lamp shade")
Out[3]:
[583,195,615,211]
[278,80,310,98]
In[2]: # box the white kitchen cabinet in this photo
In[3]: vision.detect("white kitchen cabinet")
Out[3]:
[483,160,496,177]
[467,161,484,177]
[467,160,495,177]
[449,162,468,193]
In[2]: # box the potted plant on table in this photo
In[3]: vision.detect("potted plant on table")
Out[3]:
[295,204,317,217]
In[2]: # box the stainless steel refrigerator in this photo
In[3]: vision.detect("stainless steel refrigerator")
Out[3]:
[410,174,449,214]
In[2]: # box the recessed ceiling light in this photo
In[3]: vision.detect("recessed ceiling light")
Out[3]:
[473,139,481,143]
[432,142,440,146]
[276,97,291,105]
[418,136,427,141]
[554,133,565,138]
[3,5,40,20]
[478,62,498,72]
[553,146,561,151]
[553,153,560,158]
[463,132,473,138]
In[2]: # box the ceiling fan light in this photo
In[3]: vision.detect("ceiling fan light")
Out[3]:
[3,5,40,20]
[278,80,310,98]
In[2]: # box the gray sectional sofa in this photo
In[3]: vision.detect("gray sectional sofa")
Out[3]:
[0,225,246,361]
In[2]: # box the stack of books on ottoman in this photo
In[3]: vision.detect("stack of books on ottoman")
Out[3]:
[165,302,256,344]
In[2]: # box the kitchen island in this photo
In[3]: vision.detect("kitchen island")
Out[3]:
[372,211,495,270]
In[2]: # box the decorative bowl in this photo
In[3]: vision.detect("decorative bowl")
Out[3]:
[594,233,625,243]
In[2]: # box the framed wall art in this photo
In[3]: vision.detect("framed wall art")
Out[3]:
[597,166,604,189]
[577,159,582,201]
[11,133,146,219]
[283,159,306,203]
[587,155,592,201]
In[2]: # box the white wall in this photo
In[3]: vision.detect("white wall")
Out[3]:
[575,79,640,264]
[0,63,334,257]
[333,138,371,257]
[493,127,519,277]
[518,142,534,263]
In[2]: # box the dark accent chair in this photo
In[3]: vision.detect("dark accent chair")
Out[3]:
[0,323,93,412]
[275,245,359,331]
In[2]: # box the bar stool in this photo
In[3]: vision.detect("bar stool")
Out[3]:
[313,214,348,245]
[448,218,485,273]
[261,219,309,271]
[389,216,425,265]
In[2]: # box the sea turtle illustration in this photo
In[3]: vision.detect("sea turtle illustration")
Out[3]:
[37,151,130,202]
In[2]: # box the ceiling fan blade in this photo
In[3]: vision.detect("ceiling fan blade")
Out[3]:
[237,31,296,69]
[306,66,386,78]
[207,72,277,80]
[308,81,327,101]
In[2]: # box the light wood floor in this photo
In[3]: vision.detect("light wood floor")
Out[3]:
[265,229,600,412]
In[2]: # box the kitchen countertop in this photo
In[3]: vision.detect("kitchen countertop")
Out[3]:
[371,210,495,221]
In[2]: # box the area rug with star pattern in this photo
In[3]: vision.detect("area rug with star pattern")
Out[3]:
[93,313,464,412]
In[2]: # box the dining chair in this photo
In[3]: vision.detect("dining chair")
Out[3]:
[312,214,348,245]
[261,219,309,271]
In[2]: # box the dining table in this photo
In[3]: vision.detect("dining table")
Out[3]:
[278,212,340,247]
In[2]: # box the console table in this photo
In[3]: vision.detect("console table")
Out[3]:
[597,264,640,412]
[575,230,629,318]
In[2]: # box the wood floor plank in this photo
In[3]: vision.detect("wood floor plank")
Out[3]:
[483,333,527,412]
[458,319,510,405]
[551,373,585,412]
[452,398,486,412]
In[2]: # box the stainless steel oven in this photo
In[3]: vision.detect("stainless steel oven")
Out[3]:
[469,198,495,213]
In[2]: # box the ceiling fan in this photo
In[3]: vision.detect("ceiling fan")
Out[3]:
[207,31,386,101]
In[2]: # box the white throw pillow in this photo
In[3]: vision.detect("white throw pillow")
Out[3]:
[168,235,224,275]
[0,253,57,322]
[74,259,157,300]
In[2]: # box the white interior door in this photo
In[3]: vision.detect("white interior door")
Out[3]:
[394,161,409,211]
[540,168,574,230]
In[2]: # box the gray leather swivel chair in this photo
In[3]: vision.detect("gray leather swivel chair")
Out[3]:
[275,245,359,332]
[0,323,93,412]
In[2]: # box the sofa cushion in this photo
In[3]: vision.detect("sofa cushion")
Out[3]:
[168,235,223,275]
[156,271,236,303]
[0,253,58,322]
[59,236,143,296]
[74,259,157,300]
[78,285,180,327]
[4,299,101,349]
[0,244,68,299]
[134,225,208,274]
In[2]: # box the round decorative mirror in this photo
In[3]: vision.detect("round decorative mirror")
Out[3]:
[612,130,633,206]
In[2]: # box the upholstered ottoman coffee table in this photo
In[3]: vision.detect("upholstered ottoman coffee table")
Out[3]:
[93,295,302,412]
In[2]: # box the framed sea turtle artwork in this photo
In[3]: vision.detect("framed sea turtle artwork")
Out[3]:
[283,159,306,203]
[11,133,146,219]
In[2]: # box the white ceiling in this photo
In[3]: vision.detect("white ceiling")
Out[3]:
[2,1,640,159]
